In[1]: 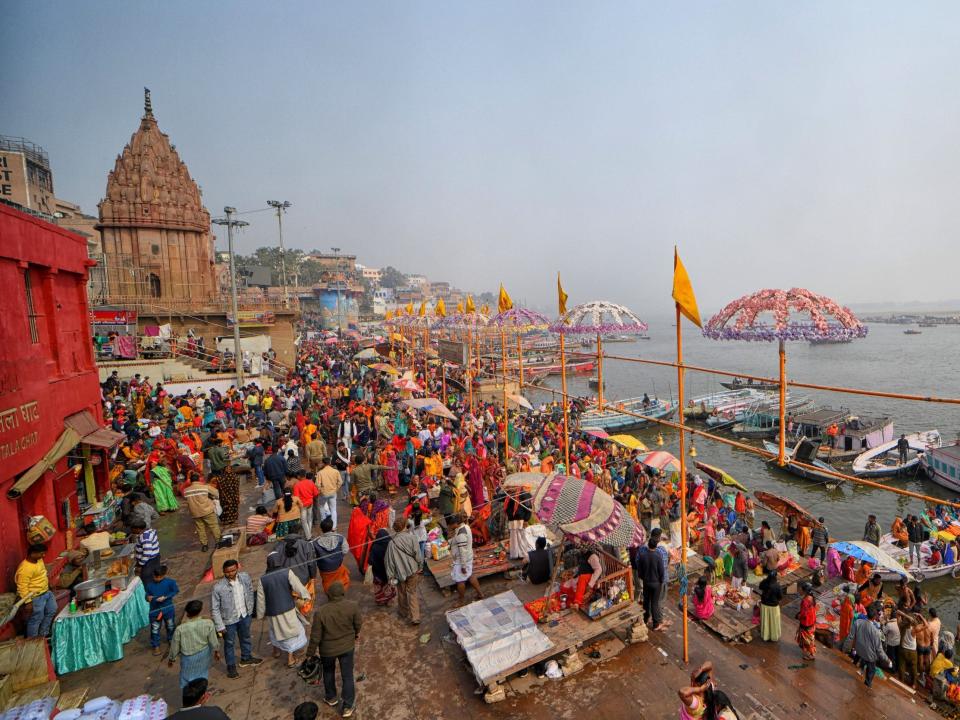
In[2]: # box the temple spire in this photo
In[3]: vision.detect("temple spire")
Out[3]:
[144,87,153,117]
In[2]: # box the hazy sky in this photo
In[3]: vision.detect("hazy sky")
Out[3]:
[4,1,960,314]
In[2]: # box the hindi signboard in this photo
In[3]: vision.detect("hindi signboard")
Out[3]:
[438,339,468,366]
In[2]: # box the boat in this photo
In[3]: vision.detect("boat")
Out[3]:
[588,376,605,390]
[787,408,894,461]
[762,438,843,486]
[851,430,942,477]
[693,461,747,492]
[580,397,676,433]
[904,329,922,335]
[918,322,937,328]
[834,537,918,582]
[730,401,816,438]
[753,490,823,529]
[682,388,769,419]
[921,444,960,493]
[522,359,596,379]
[705,394,810,430]
[874,533,958,582]
[720,377,779,391]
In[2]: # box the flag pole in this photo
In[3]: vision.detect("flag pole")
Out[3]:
[778,339,787,466]
[596,332,604,412]
[560,332,571,471]
[676,302,689,664]
[467,327,474,415]
[501,326,509,463]
[517,334,524,390]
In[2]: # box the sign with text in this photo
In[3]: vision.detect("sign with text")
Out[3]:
[438,339,468,367]
[90,309,138,325]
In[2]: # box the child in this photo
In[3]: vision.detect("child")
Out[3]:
[144,564,180,655]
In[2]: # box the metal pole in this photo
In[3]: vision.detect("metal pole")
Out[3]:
[331,246,343,334]
[501,326,509,462]
[676,304,689,663]
[560,333,570,471]
[517,334,524,389]
[213,207,247,386]
[596,332,604,411]
[778,339,787,466]
[267,200,291,306]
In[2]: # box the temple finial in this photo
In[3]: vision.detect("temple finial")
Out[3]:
[144,87,153,117]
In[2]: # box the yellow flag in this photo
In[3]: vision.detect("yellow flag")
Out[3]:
[418,301,426,317]
[498,284,513,314]
[672,247,702,327]
[405,302,414,316]
[435,298,446,317]
[557,273,568,316]
[456,301,464,314]
[481,303,490,316]
[465,295,476,313]
[384,309,392,320]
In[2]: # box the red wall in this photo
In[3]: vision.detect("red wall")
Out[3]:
[0,204,103,593]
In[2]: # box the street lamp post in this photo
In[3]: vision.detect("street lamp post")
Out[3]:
[331,246,343,334]
[266,200,292,306]
[212,206,249,385]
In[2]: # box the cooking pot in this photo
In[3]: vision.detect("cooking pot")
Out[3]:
[74,578,107,602]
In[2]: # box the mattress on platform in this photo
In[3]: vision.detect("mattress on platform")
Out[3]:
[446,590,554,684]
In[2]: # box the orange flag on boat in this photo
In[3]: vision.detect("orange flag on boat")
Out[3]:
[498,284,513,314]
[405,302,414,316]
[672,247,702,327]
[435,298,446,317]
[418,301,426,317]
[465,295,476,313]
[557,273,568,317]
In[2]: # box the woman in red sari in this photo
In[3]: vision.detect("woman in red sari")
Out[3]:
[346,494,393,575]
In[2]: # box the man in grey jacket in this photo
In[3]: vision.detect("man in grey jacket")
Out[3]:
[210,559,262,678]
[846,605,891,688]
[385,518,424,625]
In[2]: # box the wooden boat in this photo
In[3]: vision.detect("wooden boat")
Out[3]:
[683,388,768,419]
[588,376,605,390]
[875,533,960,582]
[904,329,922,335]
[523,359,596,379]
[921,445,960,493]
[918,322,937,328]
[720,377,779,392]
[693,461,747,492]
[580,397,676,433]
[851,430,941,477]
[787,408,894,461]
[707,394,811,430]
[762,438,843,486]
[753,490,823,528]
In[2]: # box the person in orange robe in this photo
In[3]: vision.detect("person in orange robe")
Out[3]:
[839,590,855,642]
[891,517,909,547]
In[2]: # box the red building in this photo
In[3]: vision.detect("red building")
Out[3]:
[0,203,118,593]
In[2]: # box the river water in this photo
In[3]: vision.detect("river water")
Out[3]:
[532,319,960,616]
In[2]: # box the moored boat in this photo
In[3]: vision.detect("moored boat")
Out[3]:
[762,438,843,485]
[580,397,676,433]
[921,444,960,493]
[720,377,779,391]
[874,533,959,582]
[588,376,605,390]
[851,430,941,477]
[904,329,922,335]
[683,388,768,419]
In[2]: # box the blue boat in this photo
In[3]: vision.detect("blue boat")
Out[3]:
[580,397,676,433]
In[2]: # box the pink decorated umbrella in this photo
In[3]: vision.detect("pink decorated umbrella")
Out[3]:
[549,301,648,411]
[491,307,551,392]
[504,472,645,548]
[703,287,868,464]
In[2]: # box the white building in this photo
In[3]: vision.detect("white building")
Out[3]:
[406,274,427,288]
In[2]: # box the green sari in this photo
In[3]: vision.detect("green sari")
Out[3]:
[151,465,179,512]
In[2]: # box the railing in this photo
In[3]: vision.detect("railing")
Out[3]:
[97,294,299,314]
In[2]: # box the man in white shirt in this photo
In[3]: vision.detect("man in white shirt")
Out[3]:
[449,515,484,604]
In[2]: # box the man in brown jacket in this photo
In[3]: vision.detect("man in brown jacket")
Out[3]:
[304,435,328,473]
[306,582,361,717]
[182,475,221,551]
[315,458,343,529]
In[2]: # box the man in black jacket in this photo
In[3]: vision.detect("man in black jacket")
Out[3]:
[263,445,288,504]
[632,534,666,630]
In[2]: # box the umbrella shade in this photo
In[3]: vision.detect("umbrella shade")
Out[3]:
[608,434,648,451]
[353,348,379,359]
[753,491,822,528]
[524,472,645,548]
[582,428,610,440]
[694,461,747,493]
[508,393,533,410]
[550,300,648,335]
[324,337,339,344]
[369,363,399,375]
[831,541,914,582]
[393,378,422,391]
[637,451,681,474]
[403,398,456,420]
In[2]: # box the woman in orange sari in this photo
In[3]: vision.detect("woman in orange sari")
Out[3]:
[891,517,909,547]
[839,588,856,642]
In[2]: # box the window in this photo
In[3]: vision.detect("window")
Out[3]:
[24,269,39,343]
[148,273,161,298]
[951,465,957,479]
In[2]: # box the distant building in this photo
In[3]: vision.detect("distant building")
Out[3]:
[407,274,427,288]
[361,266,382,285]
[0,135,56,217]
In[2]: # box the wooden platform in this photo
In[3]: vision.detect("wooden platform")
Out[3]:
[426,541,521,589]
[478,583,645,693]
[698,597,756,642]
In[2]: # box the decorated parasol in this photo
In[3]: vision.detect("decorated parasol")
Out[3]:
[704,288,867,465]
[503,472,645,548]
[637,450,681,475]
[550,301,648,411]
[491,307,551,390]
[402,397,457,421]
[368,362,399,375]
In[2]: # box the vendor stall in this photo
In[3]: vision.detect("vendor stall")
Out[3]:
[52,576,149,674]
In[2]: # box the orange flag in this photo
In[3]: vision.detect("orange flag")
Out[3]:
[557,273,568,316]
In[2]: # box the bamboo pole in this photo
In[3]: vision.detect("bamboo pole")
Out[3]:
[778,340,787,466]
[442,362,447,405]
[501,326,510,462]
[597,332,605,411]
[467,327,474,414]
[676,305,689,663]
[560,332,571,471]
[517,334,524,390]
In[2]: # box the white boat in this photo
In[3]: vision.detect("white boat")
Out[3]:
[875,533,960,582]
[851,430,941,477]
[921,444,960,493]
